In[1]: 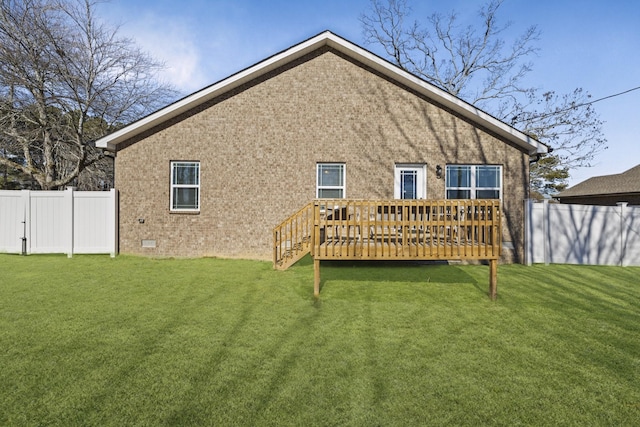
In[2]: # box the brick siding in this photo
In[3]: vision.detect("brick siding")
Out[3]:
[115,47,529,262]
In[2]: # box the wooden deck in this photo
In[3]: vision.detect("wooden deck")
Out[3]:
[274,199,501,299]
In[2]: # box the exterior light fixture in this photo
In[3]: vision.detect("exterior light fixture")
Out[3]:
[436,165,443,179]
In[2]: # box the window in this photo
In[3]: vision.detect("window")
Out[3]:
[446,165,502,199]
[171,161,200,211]
[316,163,345,198]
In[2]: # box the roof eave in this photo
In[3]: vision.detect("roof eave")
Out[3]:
[96,34,330,150]
[96,31,546,155]
[558,191,640,199]
[323,34,547,155]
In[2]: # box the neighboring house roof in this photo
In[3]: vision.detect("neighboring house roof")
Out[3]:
[557,164,640,198]
[95,31,548,155]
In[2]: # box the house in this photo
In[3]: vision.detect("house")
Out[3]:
[556,164,640,206]
[96,31,547,264]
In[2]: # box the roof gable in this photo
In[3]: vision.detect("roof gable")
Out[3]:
[95,31,547,155]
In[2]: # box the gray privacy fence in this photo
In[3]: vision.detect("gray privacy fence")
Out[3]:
[0,189,118,256]
[525,200,640,266]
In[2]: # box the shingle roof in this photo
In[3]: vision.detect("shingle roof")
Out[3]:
[558,164,640,197]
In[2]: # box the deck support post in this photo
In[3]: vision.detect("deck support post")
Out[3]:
[489,258,498,300]
[314,258,320,298]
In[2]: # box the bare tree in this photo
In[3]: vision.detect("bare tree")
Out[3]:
[0,0,177,190]
[361,0,607,195]
[503,88,606,168]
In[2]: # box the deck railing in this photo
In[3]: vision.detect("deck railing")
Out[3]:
[274,199,502,299]
[311,199,501,261]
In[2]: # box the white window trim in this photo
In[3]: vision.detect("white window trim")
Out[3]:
[394,163,427,199]
[316,163,346,198]
[170,161,201,211]
[445,165,502,200]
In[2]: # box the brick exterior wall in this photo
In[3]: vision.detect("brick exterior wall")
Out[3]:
[115,47,530,262]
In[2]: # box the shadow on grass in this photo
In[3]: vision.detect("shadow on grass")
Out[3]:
[293,255,477,284]
[292,255,478,284]
[320,260,478,284]
[288,255,491,299]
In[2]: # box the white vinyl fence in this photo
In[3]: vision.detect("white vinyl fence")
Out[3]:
[0,189,118,256]
[525,200,640,267]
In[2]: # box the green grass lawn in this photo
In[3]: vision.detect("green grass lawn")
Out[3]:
[1,254,639,426]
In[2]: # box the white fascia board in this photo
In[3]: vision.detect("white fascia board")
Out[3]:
[96,34,329,150]
[97,31,547,155]
[324,33,547,155]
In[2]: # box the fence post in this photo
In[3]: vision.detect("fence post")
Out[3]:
[524,199,532,266]
[618,202,628,267]
[65,187,74,258]
[110,189,118,257]
[21,190,31,255]
[543,199,550,265]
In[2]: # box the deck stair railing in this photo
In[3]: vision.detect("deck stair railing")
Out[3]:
[273,202,314,270]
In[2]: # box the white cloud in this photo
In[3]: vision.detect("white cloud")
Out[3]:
[103,6,209,94]
[135,23,207,92]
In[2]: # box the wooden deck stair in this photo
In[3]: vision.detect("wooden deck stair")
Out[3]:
[274,199,502,299]
[273,202,314,271]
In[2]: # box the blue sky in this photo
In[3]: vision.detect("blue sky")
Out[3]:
[100,0,640,186]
